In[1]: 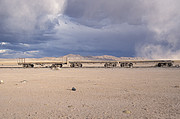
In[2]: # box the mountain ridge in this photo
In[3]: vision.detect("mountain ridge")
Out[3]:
[0,54,147,61]
[59,54,147,61]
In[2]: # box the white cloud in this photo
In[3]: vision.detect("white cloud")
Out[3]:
[0,42,9,45]
[19,43,30,47]
[0,49,7,53]
[136,44,180,59]
[0,49,40,58]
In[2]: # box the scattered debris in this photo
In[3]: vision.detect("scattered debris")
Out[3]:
[53,67,60,70]
[20,80,28,83]
[124,89,129,92]
[0,80,4,84]
[82,104,89,107]
[174,86,179,88]
[142,108,147,111]
[175,64,180,68]
[68,105,73,108]
[123,110,131,114]
[72,87,76,91]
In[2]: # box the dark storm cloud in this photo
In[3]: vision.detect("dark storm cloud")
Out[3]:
[0,0,180,59]
[64,0,147,27]
[0,0,65,58]
[64,0,180,59]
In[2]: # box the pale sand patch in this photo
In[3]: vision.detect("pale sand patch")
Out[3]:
[0,68,179,118]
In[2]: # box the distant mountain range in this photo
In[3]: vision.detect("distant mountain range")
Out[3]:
[37,54,147,61]
[0,54,147,61]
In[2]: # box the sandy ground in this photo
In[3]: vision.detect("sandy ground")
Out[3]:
[0,68,180,119]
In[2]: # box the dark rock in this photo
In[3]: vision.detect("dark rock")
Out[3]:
[174,86,179,88]
[123,110,131,114]
[72,87,76,91]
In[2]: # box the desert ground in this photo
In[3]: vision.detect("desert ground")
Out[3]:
[0,68,179,119]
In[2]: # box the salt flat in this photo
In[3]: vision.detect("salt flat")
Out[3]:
[0,68,179,119]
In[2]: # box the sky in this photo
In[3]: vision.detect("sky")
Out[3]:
[0,0,180,59]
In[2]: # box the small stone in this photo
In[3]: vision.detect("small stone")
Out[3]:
[20,80,27,83]
[123,110,131,114]
[142,108,147,111]
[68,105,73,108]
[72,87,76,91]
[0,80,4,84]
[174,86,179,88]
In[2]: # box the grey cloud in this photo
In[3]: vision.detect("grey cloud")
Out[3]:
[0,0,65,44]
[42,15,149,57]
[64,0,180,59]
[136,0,180,59]
[0,0,65,32]
[64,0,147,27]
[0,0,66,58]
